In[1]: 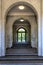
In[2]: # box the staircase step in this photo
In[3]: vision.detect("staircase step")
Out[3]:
[13,44,31,48]
[0,57,43,61]
[6,54,37,56]
[0,55,43,61]
[0,55,43,63]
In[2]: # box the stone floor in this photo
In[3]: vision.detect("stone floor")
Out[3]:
[6,48,37,55]
[0,63,43,65]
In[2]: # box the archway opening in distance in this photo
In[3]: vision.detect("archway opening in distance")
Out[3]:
[17,28,26,43]
[13,18,31,48]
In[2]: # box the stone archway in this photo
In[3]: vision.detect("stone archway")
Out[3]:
[5,2,38,55]
[0,1,42,56]
[12,19,31,48]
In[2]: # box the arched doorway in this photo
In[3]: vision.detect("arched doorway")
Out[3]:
[17,28,26,43]
[5,2,38,55]
[12,19,31,48]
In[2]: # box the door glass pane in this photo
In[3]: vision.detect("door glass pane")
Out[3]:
[22,33,25,42]
[18,28,25,32]
[18,33,21,42]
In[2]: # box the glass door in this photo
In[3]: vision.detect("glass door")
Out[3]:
[22,33,25,42]
[18,33,21,42]
[17,28,26,43]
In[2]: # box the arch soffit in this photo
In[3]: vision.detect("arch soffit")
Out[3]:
[5,1,38,21]
[15,26,29,33]
[6,16,36,28]
[12,17,31,32]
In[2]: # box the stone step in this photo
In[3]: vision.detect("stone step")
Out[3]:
[7,53,37,55]
[0,57,43,61]
[0,63,43,65]
[1,54,43,59]
[5,55,38,58]
[6,48,37,55]
[0,55,43,63]
[13,44,31,48]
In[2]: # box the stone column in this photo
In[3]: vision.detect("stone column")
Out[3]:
[38,14,42,56]
[1,20,5,56]
[1,0,5,56]
[0,0,2,56]
[42,0,43,56]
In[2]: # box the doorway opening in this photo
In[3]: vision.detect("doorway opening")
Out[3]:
[17,28,26,43]
[12,19,31,48]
